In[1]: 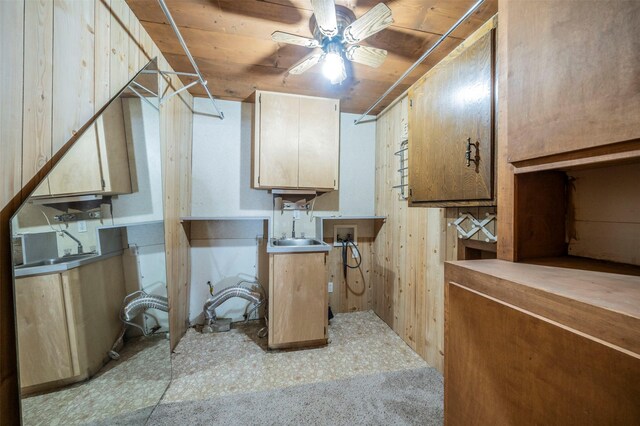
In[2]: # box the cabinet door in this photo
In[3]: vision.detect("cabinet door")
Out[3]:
[409,30,494,204]
[16,274,79,388]
[270,253,327,347]
[446,281,640,425]
[298,97,340,189]
[257,92,300,188]
[506,1,640,163]
[31,178,51,197]
[96,99,131,194]
[63,255,126,376]
[48,123,103,196]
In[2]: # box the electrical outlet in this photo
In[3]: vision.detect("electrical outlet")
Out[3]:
[328,281,333,293]
[77,220,87,233]
[352,249,359,259]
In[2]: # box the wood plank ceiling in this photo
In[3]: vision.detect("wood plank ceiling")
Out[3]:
[127,0,497,114]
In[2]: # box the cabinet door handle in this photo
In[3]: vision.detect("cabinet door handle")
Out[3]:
[465,138,480,171]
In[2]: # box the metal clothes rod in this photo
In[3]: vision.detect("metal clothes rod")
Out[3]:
[354,0,486,125]
[128,86,160,112]
[157,0,224,119]
[131,81,158,98]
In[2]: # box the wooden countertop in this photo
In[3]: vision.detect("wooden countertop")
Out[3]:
[445,258,640,356]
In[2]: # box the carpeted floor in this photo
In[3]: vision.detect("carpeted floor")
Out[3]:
[146,366,443,425]
[141,311,444,425]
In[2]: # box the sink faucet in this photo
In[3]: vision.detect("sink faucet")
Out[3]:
[61,230,83,254]
[291,218,296,239]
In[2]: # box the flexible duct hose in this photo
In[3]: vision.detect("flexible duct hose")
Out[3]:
[109,291,169,360]
[122,293,169,321]
[203,285,263,323]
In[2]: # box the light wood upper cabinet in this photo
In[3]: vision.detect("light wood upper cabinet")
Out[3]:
[506,1,640,166]
[257,92,300,188]
[36,99,132,198]
[269,252,328,349]
[253,91,339,191]
[298,96,340,189]
[408,27,495,206]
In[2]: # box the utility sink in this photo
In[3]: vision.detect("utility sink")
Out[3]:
[16,253,97,269]
[271,238,324,247]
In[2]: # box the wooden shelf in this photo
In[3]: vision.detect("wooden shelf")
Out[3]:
[180,216,269,222]
[524,255,640,277]
[315,215,386,220]
[446,259,640,355]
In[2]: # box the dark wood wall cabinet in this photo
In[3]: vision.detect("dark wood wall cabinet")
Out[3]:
[408,23,496,207]
[445,1,640,423]
[505,0,640,171]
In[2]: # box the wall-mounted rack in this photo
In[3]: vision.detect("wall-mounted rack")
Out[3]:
[392,140,409,200]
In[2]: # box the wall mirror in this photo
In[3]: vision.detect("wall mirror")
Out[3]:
[10,59,171,425]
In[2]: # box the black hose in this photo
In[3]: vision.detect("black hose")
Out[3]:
[341,240,362,279]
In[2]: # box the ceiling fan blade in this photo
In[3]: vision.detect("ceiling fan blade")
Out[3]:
[343,3,394,44]
[271,31,320,48]
[310,0,338,37]
[288,52,323,74]
[345,45,388,68]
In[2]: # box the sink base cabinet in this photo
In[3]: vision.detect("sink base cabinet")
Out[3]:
[268,252,328,349]
[15,256,126,395]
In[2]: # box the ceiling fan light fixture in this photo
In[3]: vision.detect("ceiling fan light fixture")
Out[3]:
[322,45,346,85]
[322,52,346,84]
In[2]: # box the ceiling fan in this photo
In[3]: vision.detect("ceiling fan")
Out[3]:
[271,0,394,85]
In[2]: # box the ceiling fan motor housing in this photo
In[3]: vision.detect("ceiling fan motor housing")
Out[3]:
[311,5,356,50]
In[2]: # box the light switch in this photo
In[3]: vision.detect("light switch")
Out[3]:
[328,281,333,293]
[77,220,87,233]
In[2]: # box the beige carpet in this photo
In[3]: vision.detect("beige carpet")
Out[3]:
[146,366,443,425]
[142,311,444,425]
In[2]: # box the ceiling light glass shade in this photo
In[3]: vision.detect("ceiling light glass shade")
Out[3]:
[322,51,347,85]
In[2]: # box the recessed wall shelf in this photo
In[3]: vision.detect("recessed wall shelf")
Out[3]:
[315,215,386,242]
[179,217,270,241]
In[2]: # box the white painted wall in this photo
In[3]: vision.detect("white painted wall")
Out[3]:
[111,98,163,224]
[189,98,376,323]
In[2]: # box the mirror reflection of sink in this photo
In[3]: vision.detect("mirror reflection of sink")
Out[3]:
[16,253,97,269]
[272,238,323,247]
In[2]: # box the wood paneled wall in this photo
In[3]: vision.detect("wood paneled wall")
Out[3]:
[326,239,375,314]
[567,163,640,266]
[373,97,496,372]
[0,0,193,420]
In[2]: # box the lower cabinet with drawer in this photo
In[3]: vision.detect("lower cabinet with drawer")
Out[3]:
[268,252,328,349]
